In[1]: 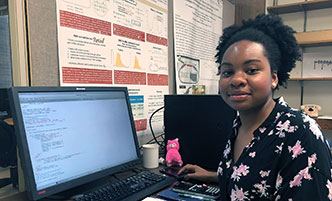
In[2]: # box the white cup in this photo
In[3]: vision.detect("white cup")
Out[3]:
[142,144,159,169]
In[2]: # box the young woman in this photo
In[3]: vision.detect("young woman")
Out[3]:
[178,14,332,201]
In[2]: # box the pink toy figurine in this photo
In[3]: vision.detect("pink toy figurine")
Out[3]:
[166,138,183,167]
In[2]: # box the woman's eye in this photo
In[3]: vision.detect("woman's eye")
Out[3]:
[247,68,259,74]
[221,70,233,77]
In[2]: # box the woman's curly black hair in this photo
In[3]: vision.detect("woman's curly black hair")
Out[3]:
[215,14,301,89]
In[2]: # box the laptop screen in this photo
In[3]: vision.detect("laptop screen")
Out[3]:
[9,87,141,200]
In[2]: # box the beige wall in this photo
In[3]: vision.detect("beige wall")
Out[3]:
[267,0,332,116]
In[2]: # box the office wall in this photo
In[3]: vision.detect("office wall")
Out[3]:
[267,0,332,115]
[19,0,235,145]
[27,0,59,86]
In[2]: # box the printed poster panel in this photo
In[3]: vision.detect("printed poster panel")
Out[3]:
[174,0,223,94]
[56,0,168,136]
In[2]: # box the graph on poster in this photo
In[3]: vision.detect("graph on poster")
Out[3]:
[114,52,143,70]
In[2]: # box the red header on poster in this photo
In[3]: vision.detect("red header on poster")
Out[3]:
[146,33,167,46]
[113,24,145,42]
[62,67,112,84]
[135,119,147,131]
[147,73,168,86]
[114,70,146,85]
[60,10,111,36]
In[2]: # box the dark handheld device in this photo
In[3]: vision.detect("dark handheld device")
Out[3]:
[172,181,220,200]
[160,167,181,177]
[160,167,195,181]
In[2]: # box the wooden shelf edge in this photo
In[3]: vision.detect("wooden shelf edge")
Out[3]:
[267,0,332,15]
[289,77,332,81]
[294,30,332,46]
[314,118,332,130]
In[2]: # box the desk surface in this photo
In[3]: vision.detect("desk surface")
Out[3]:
[0,166,171,201]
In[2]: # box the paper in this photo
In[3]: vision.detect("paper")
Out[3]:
[302,52,332,78]
[173,0,223,94]
[142,197,166,201]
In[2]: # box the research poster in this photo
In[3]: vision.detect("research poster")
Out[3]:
[174,0,223,94]
[56,0,168,136]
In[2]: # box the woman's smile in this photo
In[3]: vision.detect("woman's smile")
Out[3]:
[228,92,251,102]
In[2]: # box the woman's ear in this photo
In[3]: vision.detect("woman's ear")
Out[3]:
[271,72,278,89]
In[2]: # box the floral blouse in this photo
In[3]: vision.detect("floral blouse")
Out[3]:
[217,97,332,201]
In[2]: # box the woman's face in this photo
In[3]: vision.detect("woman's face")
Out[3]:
[219,40,278,112]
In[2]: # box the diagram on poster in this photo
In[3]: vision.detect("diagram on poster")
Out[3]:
[146,8,165,36]
[93,0,110,17]
[177,55,200,84]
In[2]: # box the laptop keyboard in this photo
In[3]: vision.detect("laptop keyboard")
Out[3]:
[73,171,176,201]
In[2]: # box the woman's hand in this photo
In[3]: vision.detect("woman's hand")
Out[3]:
[178,164,218,183]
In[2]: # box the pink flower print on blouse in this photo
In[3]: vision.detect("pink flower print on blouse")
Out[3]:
[275,112,281,121]
[308,154,317,167]
[253,180,270,197]
[276,173,283,190]
[275,142,284,154]
[275,195,281,201]
[224,142,231,158]
[231,164,249,181]
[285,112,296,118]
[260,170,270,178]
[226,160,232,169]
[231,185,249,201]
[278,97,287,107]
[259,127,266,133]
[249,152,256,158]
[309,120,324,141]
[326,180,332,200]
[276,120,298,138]
[290,167,312,188]
[217,166,223,176]
[288,140,306,159]
[302,114,324,141]
[290,154,317,188]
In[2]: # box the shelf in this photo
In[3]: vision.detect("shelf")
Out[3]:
[289,77,332,81]
[294,30,332,47]
[314,118,332,130]
[267,0,332,15]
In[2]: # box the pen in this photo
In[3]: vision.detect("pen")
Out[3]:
[177,193,215,201]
